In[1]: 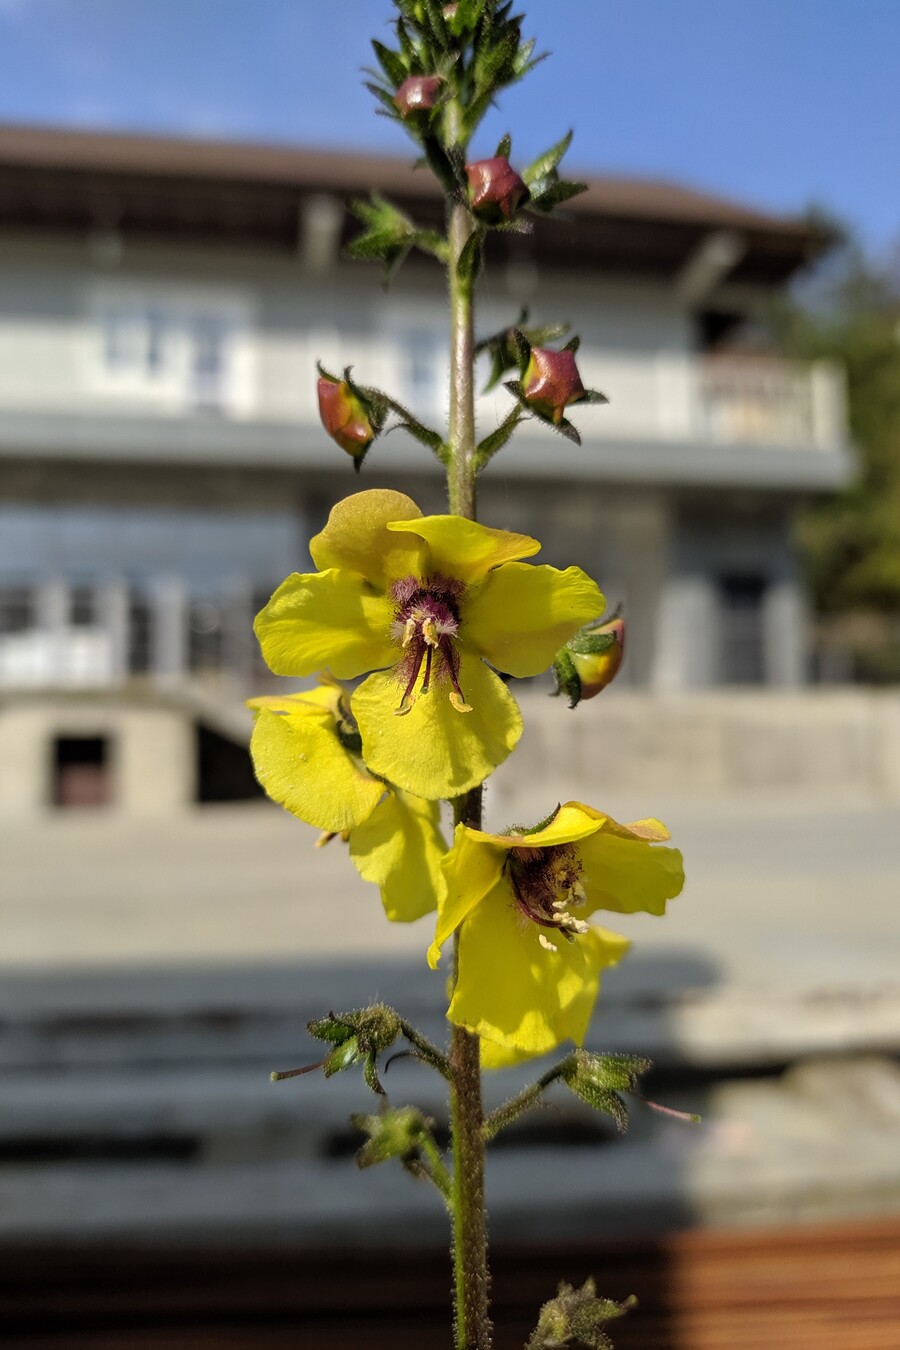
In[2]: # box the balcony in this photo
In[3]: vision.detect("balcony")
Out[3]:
[694,355,846,451]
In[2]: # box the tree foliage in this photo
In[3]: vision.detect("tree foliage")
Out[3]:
[778,244,900,618]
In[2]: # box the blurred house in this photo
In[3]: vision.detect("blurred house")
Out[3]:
[0,124,851,815]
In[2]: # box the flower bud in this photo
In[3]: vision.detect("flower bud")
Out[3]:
[572,613,625,699]
[351,1105,434,1169]
[466,156,529,223]
[553,609,625,708]
[393,73,444,118]
[522,346,587,424]
[317,375,375,462]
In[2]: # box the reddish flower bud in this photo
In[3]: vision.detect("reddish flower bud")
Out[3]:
[466,156,529,223]
[553,610,625,707]
[522,347,586,425]
[570,614,625,700]
[393,74,444,118]
[317,376,375,461]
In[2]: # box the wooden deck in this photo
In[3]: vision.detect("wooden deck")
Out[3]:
[5,1217,899,1348]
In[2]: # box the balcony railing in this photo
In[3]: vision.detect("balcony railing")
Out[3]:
[695,356,846,450]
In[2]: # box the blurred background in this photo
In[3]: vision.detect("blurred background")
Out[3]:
[1,1,899,1346]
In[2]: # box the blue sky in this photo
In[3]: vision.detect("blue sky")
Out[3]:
[0,0,897,255]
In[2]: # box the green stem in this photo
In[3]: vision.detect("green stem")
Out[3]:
[444,93,491,1344]
[447,194,478,518]
[482,1059,571,1143]
[449,1021,490,1349]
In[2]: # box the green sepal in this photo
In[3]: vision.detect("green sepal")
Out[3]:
[381,394,449,465]
[363,81,403,122]
[474,406,522,469]
[456,226,484,286]
[503,378,583,445]
[503,378,592,445]
[348,194,448,282]
[527,1279,638,1350]
[551,648,582,708]
[323,1039,362,1078]
[568,630,618,657]
[528,179,588,213]
[445,0,485,37]
[371,38,408,88]
[494,132,512,159]
[307,1005,402,1094]
[522,129,573,187]
[421,134,465,195]
[351,1105,437,1170]
[559,1049,654,1134]
[475,312,569,391]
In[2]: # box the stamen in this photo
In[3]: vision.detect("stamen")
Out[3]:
[391,574,467,714]
[538,933,556,951]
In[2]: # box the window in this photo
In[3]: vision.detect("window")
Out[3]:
[52,736,111,809]
[89,285,253,415]
[396,327,447,416]
[0,585,33,635]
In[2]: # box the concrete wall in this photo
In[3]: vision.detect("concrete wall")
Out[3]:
[491,688,900,807]
[3,688,900,823]
[0,696,196,819]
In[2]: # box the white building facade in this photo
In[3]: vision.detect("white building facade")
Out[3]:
[0,125,852,811]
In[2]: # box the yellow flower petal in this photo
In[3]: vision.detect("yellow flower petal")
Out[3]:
[428,825,506,968]
[463,564,605,677]
[448,883,624,1059]
[479,924,629,1070]
[309,489,425,586]
[254,570,396,679]
[247,683,341,718]
[349,790,446,923]
[387,514,540,584]
[577,828,684,917]
[250,705,384,833]
[352,653,523,800]
[462,801,608,852]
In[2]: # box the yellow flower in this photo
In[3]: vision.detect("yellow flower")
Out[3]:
[254,490,604,799]
[428,803,684,1065]
[248,677,445,923]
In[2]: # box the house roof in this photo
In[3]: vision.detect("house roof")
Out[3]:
[0,122,833,288]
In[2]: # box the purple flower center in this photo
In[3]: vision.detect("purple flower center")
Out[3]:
[390,574,471,716]
[507,844,589,945]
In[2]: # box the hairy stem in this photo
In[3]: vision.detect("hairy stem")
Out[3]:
[444,91,491,1344]
[449,1020,490,1348]
[482,1059,571,1143]
[447,194,478,518]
